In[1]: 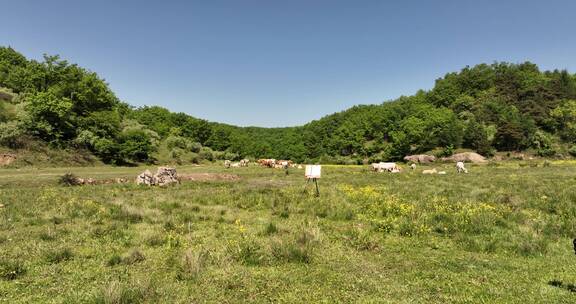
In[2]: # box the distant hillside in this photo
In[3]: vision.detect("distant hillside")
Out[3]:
[1,46,576,165]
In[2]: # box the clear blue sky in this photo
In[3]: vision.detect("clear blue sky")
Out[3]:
[2,1,575,127]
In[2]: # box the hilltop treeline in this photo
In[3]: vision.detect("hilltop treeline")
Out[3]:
[1,46,576,164]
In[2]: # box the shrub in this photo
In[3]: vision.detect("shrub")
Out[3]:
[188,142,202,153]
[0,120,27,148]
[436,145,455,158]
[537,147,556,157]
[569,145,576,157]
[198,147,214,161]
[117,130,154,163]
[58,173,82,186]
[106,254,123,267]
[165,135,189,150]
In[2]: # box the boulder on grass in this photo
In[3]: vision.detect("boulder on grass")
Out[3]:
[136,167,179,186]
[135,169,155,185]
[154,167,179,186]
[441,152,487,163]
[404,154,436,164]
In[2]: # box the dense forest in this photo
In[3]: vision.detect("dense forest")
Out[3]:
[1,46,576,165]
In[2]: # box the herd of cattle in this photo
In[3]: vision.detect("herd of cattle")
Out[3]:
[224,158,469,174]
[371,161,468,174]
[224,158,302,169]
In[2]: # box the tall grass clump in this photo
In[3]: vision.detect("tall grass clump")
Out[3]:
[230,238,265,266]
[271,224,321,264]
[262,222,278,236]
[93,280,158,304]
[0,259,26,280]
[177,249,208,281]
[45,248,74,264]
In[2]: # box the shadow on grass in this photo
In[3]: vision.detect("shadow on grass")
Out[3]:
[548,280,576,293]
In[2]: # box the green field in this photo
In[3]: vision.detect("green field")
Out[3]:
[1,162,576,303]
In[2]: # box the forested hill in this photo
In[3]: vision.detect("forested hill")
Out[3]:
[1,46,576,165]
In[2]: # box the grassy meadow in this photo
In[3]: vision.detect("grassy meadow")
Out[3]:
[1,162,576,303]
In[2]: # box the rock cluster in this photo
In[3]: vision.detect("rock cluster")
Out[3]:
[404,154,436,163]
[441,152,487,163]
[136,167,179,186]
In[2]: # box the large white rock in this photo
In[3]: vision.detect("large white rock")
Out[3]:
[154,167,179,186]
[136,167,179,186]
[136,169,155,185]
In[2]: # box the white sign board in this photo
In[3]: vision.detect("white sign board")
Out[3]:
[305,165,321,179]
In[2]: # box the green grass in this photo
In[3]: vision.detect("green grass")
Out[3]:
[1,162,576,302]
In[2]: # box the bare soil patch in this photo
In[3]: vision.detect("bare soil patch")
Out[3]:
[179,173,240,181]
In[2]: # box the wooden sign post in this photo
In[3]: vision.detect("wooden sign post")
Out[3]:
[305,165,321,197]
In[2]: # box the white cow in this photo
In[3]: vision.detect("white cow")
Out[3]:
[224,160,231,168]
[372,162,400,173]
[231,162,241,168]
[456,161,468,173]
[240,159,250,167]
[422,168,437,175]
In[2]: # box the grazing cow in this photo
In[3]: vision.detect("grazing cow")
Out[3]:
[422,168,437,175]
[410,163,417,170]
[231,162,241,168]
[258,159,276,168]
[224,160,231,168]
[371,162,400,173]
[240,159,250,167]
[456,161,468,173]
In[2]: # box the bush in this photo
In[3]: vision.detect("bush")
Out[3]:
[165,135,189,150]
[199,147,214,161]
[436,145,455,158]
[0,120,27,148]
[537,147,556,157]
[569,145,576,157]
[58,173,82,186]
[106,254,123,267]
[118,130,154,163]
[188,142,202,153]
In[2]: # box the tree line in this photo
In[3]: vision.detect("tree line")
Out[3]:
[1,46,576,165]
